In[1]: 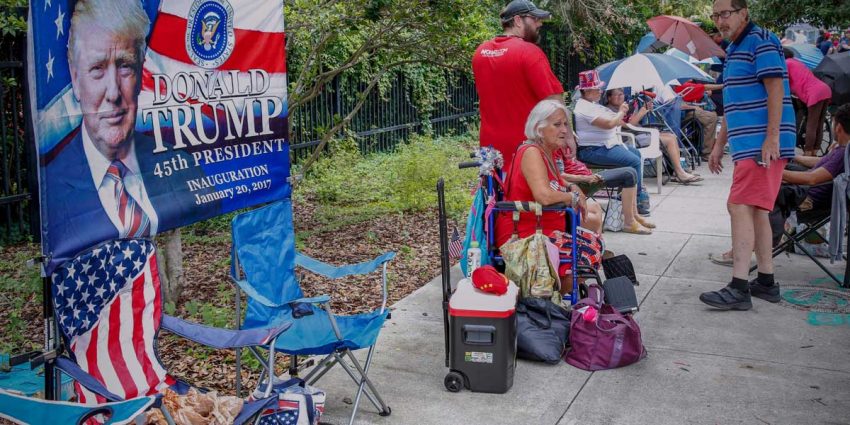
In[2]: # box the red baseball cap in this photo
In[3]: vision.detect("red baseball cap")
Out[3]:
[471,266,509,295]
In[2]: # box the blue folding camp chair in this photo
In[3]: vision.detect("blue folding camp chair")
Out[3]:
[230,199,395,425]
[0,389,155,425]
[37,238,288,424]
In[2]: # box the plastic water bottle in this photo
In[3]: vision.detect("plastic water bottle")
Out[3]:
[467,241,481,276]
[679,157,688,172]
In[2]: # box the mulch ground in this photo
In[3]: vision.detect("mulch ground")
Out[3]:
[0,199,460,396]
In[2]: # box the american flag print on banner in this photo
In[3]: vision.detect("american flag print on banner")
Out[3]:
[51,239,174,404]
[30,0,291,275]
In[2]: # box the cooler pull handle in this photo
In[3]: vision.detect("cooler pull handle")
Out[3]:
[462,325,496,345]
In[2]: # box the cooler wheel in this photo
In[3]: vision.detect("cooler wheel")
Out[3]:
[444,371,464,393]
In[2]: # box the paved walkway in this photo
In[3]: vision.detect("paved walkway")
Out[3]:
[314,163,850,425]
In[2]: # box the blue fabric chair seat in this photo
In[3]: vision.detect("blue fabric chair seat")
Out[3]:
[246,305,389,356]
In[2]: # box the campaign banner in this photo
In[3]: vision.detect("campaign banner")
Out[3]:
[28,0,289,273]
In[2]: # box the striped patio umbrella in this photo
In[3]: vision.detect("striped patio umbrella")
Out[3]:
[785,43,824,70]
[596,53,713,93]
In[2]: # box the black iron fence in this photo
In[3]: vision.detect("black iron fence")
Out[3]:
[0,19,604,245]
[0,31,34,245]
[289,71,479,162]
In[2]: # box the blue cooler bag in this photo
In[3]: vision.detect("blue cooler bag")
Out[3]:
[251,378,326,425]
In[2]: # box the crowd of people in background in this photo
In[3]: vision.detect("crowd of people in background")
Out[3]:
[816,28,850,55]
[472,0,846,309]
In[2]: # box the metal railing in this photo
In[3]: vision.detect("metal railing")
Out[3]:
[0,32,34,245]
[289,71,479,163]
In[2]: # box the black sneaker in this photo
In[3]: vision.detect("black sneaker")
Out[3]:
[748,280,781,303]
[699,286,752,310]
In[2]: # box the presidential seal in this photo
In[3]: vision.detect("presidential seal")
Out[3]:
[186,0,235,69]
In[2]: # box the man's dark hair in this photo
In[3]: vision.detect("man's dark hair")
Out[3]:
[783,47,794,58]
[834,103,850,136]
[502,18,515,30]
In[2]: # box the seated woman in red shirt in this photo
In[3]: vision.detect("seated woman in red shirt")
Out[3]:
[495,100,609,292]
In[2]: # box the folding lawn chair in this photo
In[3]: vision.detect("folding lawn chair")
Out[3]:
[566,108,665,195]
[637,93,702,169]
[621,124,664,194]
[43,238,288,424]
[749,148,850,288]
[0,389,155,425]
[229,199,395,425]
[748,207,847,286]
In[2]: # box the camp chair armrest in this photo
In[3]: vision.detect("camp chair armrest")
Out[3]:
[291,295,331,305]
[55,357,123,402]
[494,201,571,212]
[619,131,636,147]
[229,276,291,308]
[295,251,396,313]
[294,251,396,279]
[161,314,292,349]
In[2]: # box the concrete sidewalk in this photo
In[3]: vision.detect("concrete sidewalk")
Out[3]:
[314,164,850,425]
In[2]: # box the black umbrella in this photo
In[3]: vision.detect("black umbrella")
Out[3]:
[814,53,850,106]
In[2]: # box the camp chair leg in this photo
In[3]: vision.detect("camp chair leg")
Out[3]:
[288,354,298,378]
[792,238,844,285]
[655,156,663,194]
[329,352,384,413]
[248,346,275,378]
[344,347,390,423]
[234,272,243,398]
[844,227,850,288]
[304,353,339,384]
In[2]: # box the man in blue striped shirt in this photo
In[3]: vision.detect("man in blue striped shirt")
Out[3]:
[700,0,796,310]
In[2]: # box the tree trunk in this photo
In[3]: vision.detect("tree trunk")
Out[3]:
[157,229,184,304]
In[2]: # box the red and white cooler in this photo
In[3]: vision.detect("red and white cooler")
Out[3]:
[447,278,519,393]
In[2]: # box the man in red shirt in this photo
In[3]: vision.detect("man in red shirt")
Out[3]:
[472,0,568,170]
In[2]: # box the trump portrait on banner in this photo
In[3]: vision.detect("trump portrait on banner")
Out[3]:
[41,0,212,271]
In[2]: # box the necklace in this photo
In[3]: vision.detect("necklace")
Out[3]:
[527,140,560,180]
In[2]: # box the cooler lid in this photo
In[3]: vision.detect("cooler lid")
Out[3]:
[449,278,519,316]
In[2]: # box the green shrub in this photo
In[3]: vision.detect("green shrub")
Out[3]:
[296,134,477,222]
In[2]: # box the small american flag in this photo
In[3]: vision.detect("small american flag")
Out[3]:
[51,239,172,404]
[448,227,463,259]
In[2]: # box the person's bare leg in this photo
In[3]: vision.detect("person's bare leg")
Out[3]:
[729,203,757,280]
[583,201,604,234]
[700,202,754,310]
[620,187,642,226]
[661,134,697,180]
[752,208,774,274]
[620,187,653,231]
